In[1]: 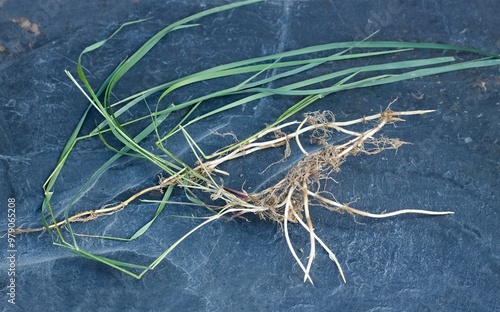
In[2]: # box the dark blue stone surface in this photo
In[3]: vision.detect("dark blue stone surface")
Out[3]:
[1,1,498,311]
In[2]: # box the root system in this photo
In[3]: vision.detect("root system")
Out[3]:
[17,102,454,283]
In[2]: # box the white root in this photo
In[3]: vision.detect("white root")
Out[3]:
[20,104,453,285]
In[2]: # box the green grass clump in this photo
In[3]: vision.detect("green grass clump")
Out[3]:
[17,0,499,283]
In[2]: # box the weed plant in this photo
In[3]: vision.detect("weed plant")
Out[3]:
[17,0,500,283]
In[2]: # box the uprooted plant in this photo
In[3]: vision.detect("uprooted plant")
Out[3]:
[15,0,499,283]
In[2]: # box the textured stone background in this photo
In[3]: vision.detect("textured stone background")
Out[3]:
[1,1,498,311]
